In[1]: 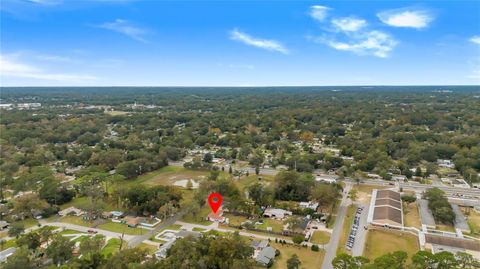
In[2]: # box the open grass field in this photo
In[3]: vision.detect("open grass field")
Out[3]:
[403,202,422,228]
[336,205,356,255]
[97,222,146,235]
[353,184,388,204]
[270,242,324,269]
[310,231,331,245]
[104,110,130,116]
[128,166,209,187]
[235,174,274,191]
[102,238,122,256]
[192,227,206,232]
[59,216,94,227]
[14,218,39,229]
[363,229,419,262]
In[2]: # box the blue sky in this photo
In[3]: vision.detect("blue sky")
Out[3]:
[1,0,479,86]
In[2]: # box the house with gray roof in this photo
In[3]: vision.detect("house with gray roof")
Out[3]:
[255,246,276,267]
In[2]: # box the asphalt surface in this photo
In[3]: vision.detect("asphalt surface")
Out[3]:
[351,203,369,256]
[321,183,352,269]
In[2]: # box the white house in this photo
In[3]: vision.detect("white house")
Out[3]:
[315,175,337,184]
[263,208,292,220]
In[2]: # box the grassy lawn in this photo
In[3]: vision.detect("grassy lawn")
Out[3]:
[436,224,455,232]
[224,214,248,226]
[336,205,356,255]
[256,218,285,233]
[403,202,421,229]
[59,216,95,227]
[464,210,480,237]
[97,222,146,235]
[59,229,86,235]
[270,242,324,269]
[222,226,292,241]
[138,243,158,254]
[192,227,206,232]
[127,166,209,187]
[0,239,16,251]
[363,229,419,262]
[59,196,89,210]
[102,238,122,256]
[105,110,130,116]
[182,205,212,226]
[236,174,274,190]
[158,224,182,233]
[310,231,331,244]
[13,218,39,229]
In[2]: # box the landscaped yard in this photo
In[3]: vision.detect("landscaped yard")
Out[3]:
[97,222,146,235]
[102,238,122,256]
[270,242,324,269]
[192,227,207,232]
[310,231,331,245]
[403,202,421,228]
[0,239,16,251]
[336,205,356,254]
[363,229,419,262]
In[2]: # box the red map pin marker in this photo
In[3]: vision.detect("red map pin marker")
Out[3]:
[208,192,222,214]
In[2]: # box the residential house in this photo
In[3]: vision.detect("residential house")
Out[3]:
[124,216,141,227]
[0,221,9,230]
[256,246,276,267]
[299,201,319,211]
[263,208,292,220]
[207,209,228,224]
[58,207,84,217]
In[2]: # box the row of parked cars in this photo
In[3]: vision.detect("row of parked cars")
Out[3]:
[346,207,363,250]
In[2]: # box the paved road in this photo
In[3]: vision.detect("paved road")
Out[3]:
[127,210,187,248]
[321,183,352,269]
[0,247,16,263]
[175,221,327,248]
[42,222,136,241]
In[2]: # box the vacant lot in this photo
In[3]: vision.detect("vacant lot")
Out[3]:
[102,238,122,256]
[270,242,324,269]
[363,229,419,261]
[464,209,480,237]
[129,166,209,187]
[310,231,331,245]
[403,202,421,228]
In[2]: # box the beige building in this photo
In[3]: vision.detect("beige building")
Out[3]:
[367,189,403,226]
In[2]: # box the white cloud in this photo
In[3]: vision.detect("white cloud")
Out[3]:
[310,5,330,22]
[98,19,148,42]
[332,17,367,32]
[470,35,480,45]
[35,54,79,63]
[230,29,289,54]
[377,9,433,29]
[324,31,397,58]
[0,55,97,82]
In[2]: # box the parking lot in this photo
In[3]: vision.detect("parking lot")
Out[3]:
[346,206,364,251]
